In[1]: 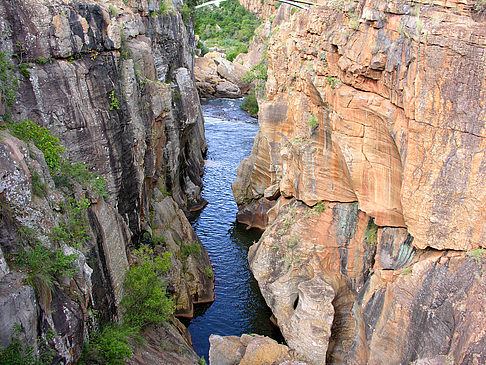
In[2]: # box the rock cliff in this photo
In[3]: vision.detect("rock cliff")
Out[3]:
[0,0,212,362]
[233,0,486,363]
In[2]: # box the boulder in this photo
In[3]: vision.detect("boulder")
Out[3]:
[209,334,302,365]
[194,53,252,98]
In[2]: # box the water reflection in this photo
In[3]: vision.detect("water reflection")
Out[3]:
[186,99,283,360]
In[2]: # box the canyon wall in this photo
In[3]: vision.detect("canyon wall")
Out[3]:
[0,0,212,362]
[233,0,486,363]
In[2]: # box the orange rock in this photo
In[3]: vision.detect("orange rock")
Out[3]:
[234,1,486,250]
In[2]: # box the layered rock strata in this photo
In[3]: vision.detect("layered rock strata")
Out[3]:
[0,0,212,362]
[233,0,486,363]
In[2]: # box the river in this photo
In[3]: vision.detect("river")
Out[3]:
[186,98,283,360]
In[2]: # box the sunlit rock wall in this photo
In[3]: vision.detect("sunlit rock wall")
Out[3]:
[233,0,486,363]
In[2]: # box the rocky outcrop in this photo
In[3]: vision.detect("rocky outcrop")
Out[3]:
[234,0,486,363]
[209,333,309,365]
[0,0,212,362]
[127,318,200,365]
[2,0,207,224]
[150,189,214,317]
[194,52,252,98]
[248,199,486,364]
[234,0,486,250]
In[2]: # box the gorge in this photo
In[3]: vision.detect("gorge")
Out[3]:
[0,0,485,364]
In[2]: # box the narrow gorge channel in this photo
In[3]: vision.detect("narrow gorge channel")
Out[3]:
[185,98,282,359]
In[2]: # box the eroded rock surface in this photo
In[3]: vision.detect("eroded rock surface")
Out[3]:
[233,0,486,363]
[234,0,486,250]
[0,0,212,362]
[209,333,308,365]
[150,190,214,317]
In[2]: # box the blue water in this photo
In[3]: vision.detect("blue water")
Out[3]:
[186,98,283,360]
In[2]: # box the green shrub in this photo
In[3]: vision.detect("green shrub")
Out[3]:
[0,336,37,365]
[152,235,167,246]
[0,50,19,115]
[326,76,339,89]
[109,4,118,17]
[8,120,107,197]
[312,201,326,213]
[158,0,175,15]
[8,120,65,171]
[53,160,108,198]
[12,242,77,299]
[31,171,48,198]
[108,90,120,111]
[226,44,248,62]
[50,198,91,249]
[196,41,209,56]
[18,63,30,78]
[364,219,379,246]
[401,267,412,276]
[36,57,50,65]
[79,324,134,365]
[180,241,201,261]
[182,3,193,23]
[204,266,213,278]
[468,247,485,264]
[308,115,318,129]
[240,89,258,117]
[0,326,53,365]
[121,246,174,328]
[242,59,268,83]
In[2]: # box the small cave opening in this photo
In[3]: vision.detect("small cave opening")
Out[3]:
[293,295,299,310]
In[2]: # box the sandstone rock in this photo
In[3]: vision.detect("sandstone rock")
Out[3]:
[2,0,206,233]
[239,334,292,365]
[215,80,242,98]
[0,0,209,361]
[361,252,486,365]
[209,334,246,365]
[249,201,374,364]
[0,132,57,241]
[0,247,9,280]
[89,198,131,307]
[194,53,251,98]
[195,56,222,86]
[209,334,297,365]
[236,198,277,230]
[214,57,252,94]
[234,0,486,251]
[238,0,486,364]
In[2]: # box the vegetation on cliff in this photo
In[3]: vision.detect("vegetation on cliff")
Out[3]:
[0,0,210,362]
[240,88,259,116]
[121,246,174,328]
[194,0,260,60]
[80,246,174,364]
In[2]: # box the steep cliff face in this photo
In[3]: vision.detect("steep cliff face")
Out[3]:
[0,0,212,362]
[233,0,486,363]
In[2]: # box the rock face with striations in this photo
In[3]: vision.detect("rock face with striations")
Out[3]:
[233,0,486,364]
[0,0,213,362]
